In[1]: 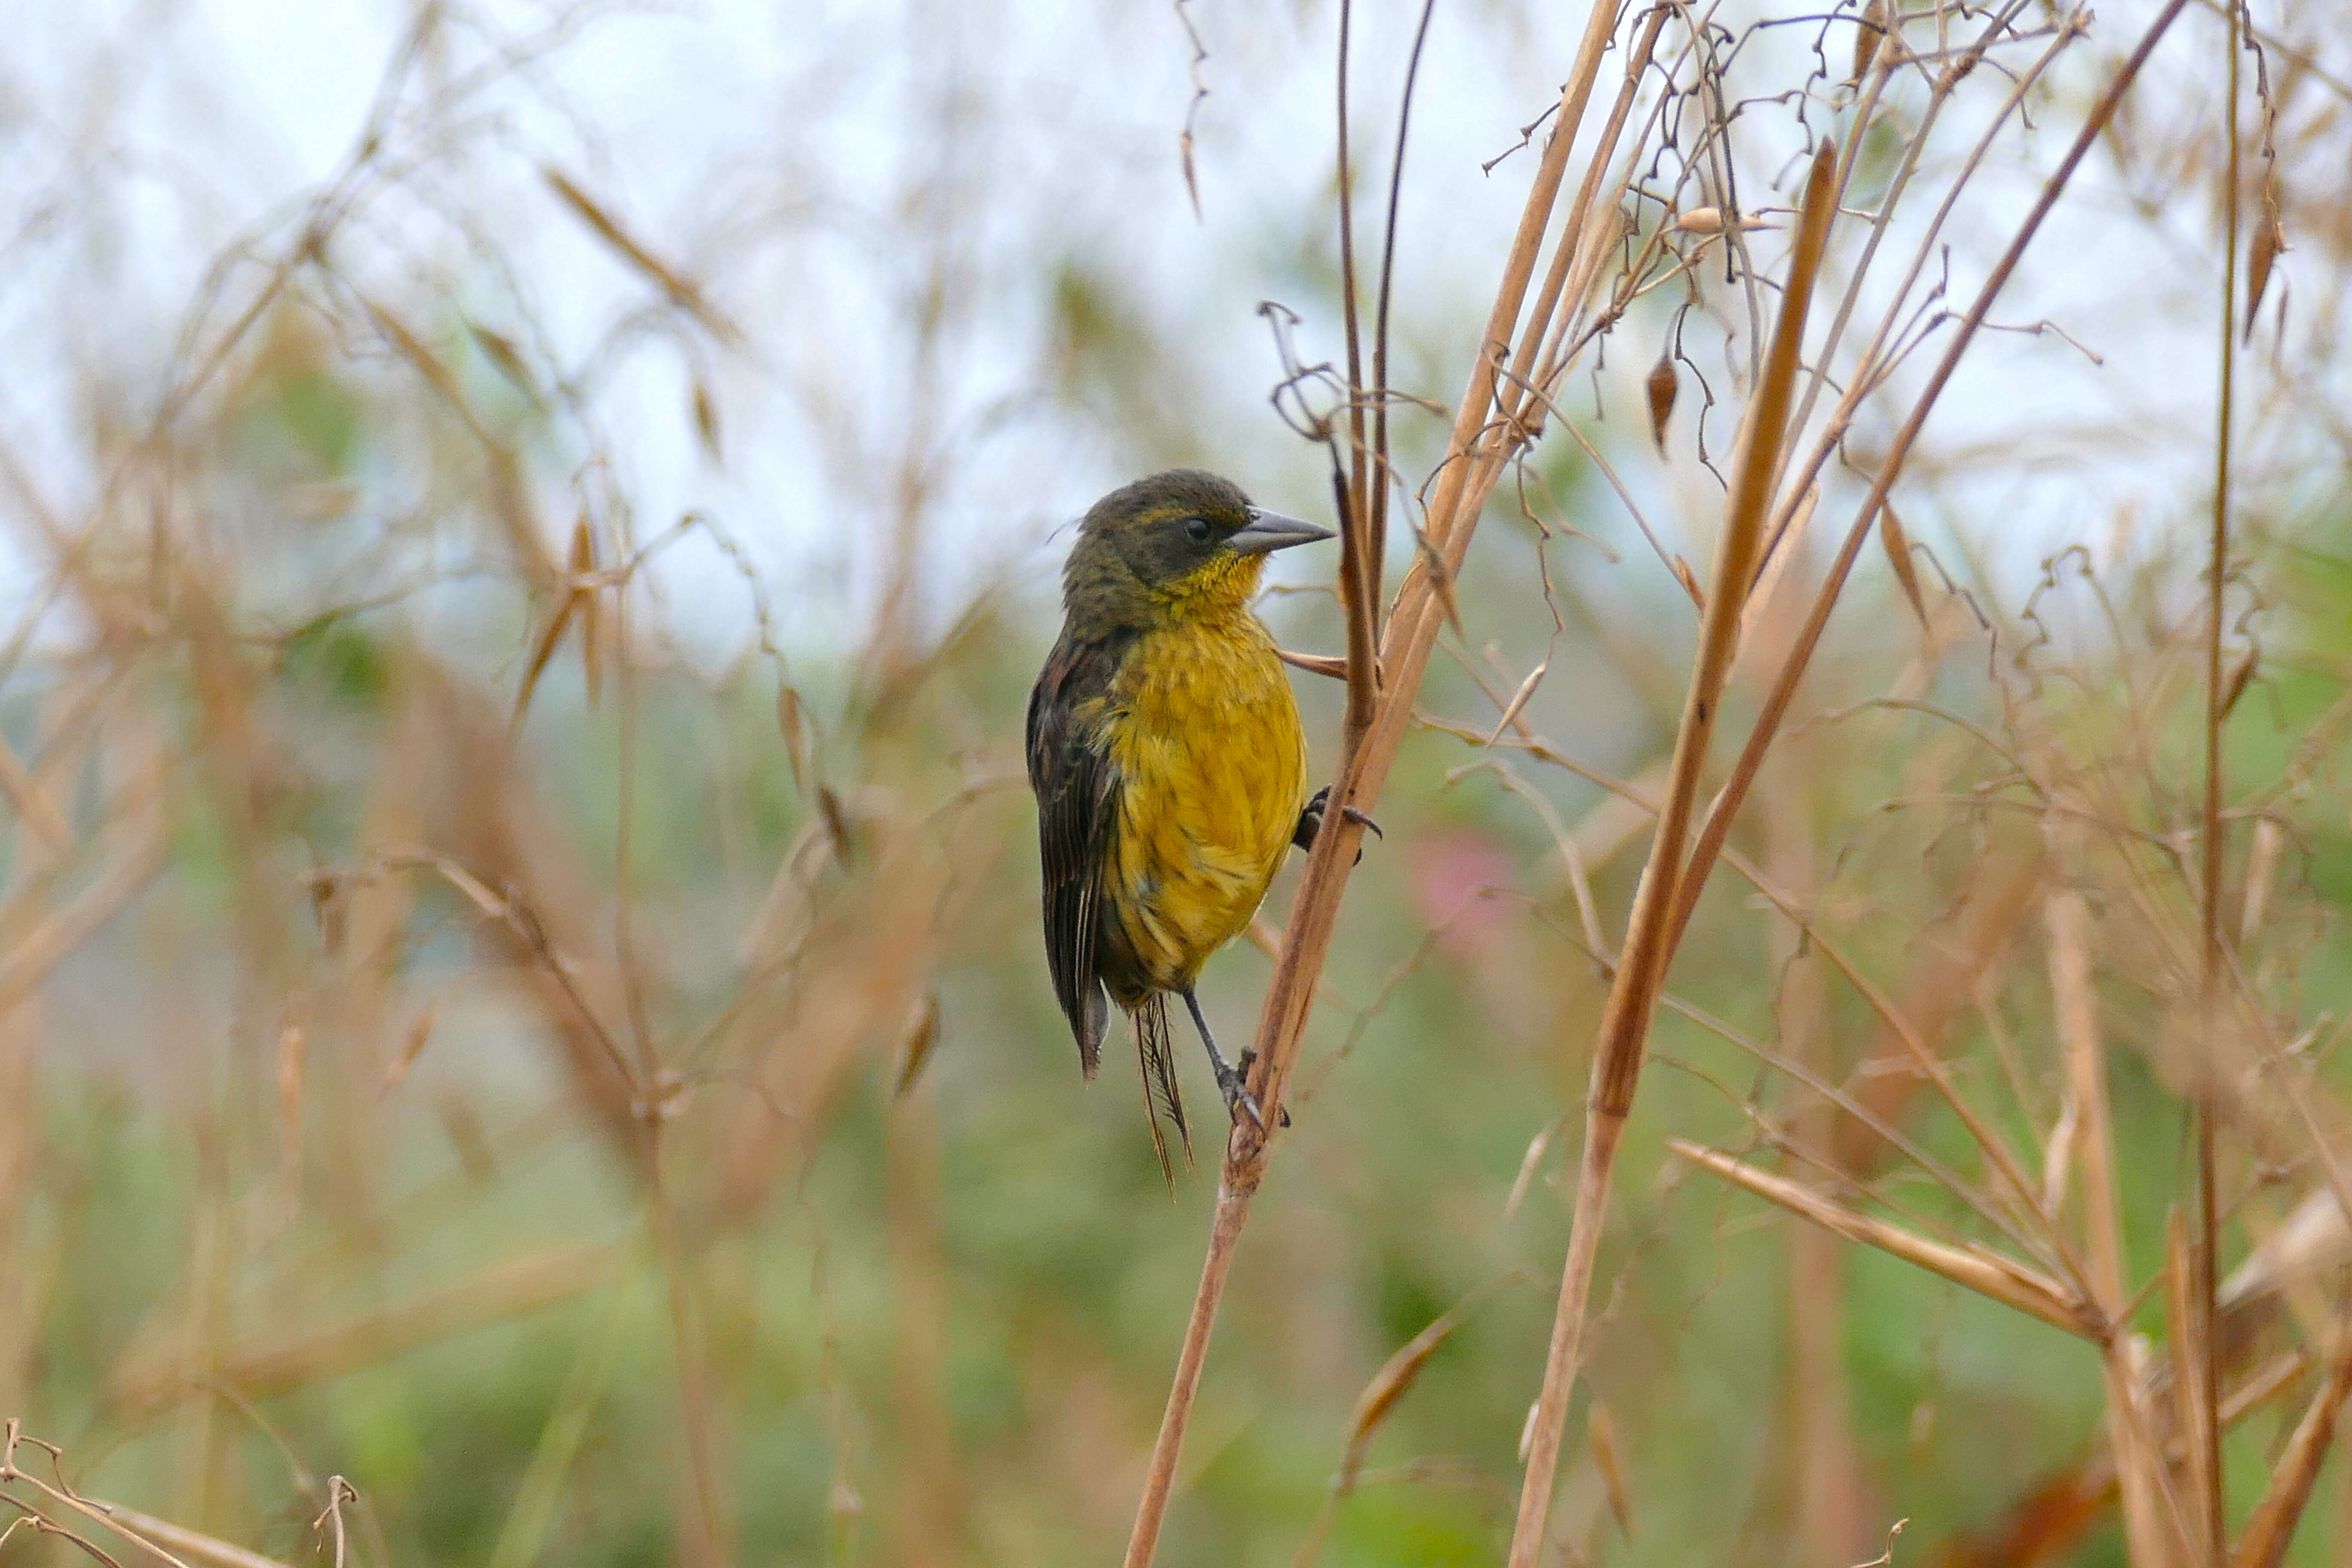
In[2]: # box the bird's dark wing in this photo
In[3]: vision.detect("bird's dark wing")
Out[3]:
[1026,630,1128,1075]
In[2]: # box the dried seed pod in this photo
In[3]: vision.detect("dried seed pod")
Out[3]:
[893,992,942,1099]
[2240,815,2284,944]
[778,683,813,795]
[2220,644,2258,720]
[1880,502,1929,628]
[466,320,541,404]
[1672,206,1777,236]
[569,514,602,705]
[383,1004,437,1093]
[1671,554,1704,610]
[1589,1401,1636,1539]
[1645,355,1678,452]
[692,378,723,462]
[2244,191,2285,343]
[1851,0,1891,85]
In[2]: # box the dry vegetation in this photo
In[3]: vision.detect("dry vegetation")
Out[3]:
[5,1,2352,1565]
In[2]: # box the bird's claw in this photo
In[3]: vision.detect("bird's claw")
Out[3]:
[1294,786,1382,861]
[1215,1055,1266,1131]
[1223,1048,1291,1130]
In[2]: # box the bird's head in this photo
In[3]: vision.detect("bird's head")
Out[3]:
[1061,468,1332,628]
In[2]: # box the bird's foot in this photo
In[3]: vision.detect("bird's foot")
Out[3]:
[1225,1048,1291,1130]
[1214,1054,1265,1130]
[1294,786,1384,859]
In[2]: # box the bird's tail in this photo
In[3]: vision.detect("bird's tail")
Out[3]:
[1134,995,1191,1188]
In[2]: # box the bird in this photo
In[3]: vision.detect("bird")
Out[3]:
[1026,467,1353,1175]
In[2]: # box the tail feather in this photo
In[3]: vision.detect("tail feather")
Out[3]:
[1078,978,1109,1076]
[1134,996,1192,1187]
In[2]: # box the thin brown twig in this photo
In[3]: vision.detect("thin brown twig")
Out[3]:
[2192,2,2246,1557]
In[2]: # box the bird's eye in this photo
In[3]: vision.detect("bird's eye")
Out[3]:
[1183,517,1211,543]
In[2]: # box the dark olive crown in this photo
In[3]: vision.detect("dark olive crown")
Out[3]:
[1072,468,1257,592]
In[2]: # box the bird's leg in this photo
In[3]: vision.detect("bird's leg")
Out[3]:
[1292,784,1383,858]
[1181,987,1272,1131]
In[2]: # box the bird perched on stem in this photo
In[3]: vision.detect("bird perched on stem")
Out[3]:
[1027,468,1360,1176]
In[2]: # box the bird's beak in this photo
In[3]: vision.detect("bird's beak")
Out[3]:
[1226,508,1335,555]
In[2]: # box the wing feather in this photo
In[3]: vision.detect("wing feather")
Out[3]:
[1026,631,1128,1074]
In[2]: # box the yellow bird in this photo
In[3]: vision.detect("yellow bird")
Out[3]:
[1026,469,1345,1171]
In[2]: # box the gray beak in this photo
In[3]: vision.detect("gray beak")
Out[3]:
[1226,507,1335,555]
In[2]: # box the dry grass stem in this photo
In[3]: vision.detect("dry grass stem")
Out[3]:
[1505,135,1842,1568]
[1666,1141,2088,1337]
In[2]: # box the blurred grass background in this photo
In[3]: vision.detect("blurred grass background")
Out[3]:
[5,2,2352,1565]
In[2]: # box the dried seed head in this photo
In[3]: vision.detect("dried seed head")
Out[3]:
[1645,356,1678,452]
[1850,0,1891,84]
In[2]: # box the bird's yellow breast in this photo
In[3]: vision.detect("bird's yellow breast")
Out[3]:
[1098,614,1305,1002]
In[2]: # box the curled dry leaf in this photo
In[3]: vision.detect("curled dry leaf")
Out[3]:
[1645,355,1677,453]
